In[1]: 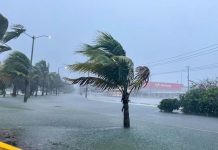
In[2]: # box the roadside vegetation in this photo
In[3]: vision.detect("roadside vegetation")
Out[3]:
[158,79,218,117]
[158,98,180,112]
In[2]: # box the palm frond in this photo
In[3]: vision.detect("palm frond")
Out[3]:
[2,24,26,43]
[0,73,11,88]
[0,63,11,86]
[76,44,113,58]
[64,76,119,90]
[112,56,134,82]
[3,51,31,78]
[0,44,11,53]
[94,32,126,56]
[0,14,8,40]
[129,66,150,93]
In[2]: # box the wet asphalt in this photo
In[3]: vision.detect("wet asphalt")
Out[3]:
[1,94,218,150]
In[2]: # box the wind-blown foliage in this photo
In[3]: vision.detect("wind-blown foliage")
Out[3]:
[0,63,10,97]
[65,32,150,128]
[34,60,49,96]
[3,51,30,77]
[2,51,31,101]
[0,13,25,53]
[0,14,8,40]
[48,72,62,95]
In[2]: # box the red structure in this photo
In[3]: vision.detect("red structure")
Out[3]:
[144,82,184,91]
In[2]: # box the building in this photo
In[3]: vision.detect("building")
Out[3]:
[139,81,185,98]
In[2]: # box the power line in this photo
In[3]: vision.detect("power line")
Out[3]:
[151,69,186,76]
[145,44,218,67]
[152,62,218,76]
[191,63,218,71]
[149,46,218,67]
[147,44,218,65]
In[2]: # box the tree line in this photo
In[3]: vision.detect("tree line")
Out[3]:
[0,13,66,101]
[0,51,65,98]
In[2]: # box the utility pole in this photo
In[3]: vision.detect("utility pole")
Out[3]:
[187,66,190,91]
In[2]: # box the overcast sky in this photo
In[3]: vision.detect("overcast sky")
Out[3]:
[1,0,218,85]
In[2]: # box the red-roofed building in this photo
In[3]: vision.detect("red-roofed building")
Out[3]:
[145,82,184,91]
[138,81,186,98]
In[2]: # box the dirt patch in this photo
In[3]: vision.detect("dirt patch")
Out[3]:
[0,129,17,146]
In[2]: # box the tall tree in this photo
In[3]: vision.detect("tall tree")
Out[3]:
[65,32,150,128]
[0,63,10,97]
[3,51,31,102]
[0,13,25,53]
[35,60,49,96]
[30,66,40,96]
[48,72,62,95]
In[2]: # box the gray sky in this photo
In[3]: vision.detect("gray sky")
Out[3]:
[1,0,218,86]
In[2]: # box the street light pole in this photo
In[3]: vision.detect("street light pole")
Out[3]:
[24,33,51,65]
[24,33,50,102]
[187,66,190,91]
[30,36,35,65]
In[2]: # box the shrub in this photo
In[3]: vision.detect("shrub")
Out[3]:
[158,98,180,112]
[180,87,218,116]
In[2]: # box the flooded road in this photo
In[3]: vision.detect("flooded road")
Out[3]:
[1,94,218,150]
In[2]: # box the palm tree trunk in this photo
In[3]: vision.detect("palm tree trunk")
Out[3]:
[3,89,6,97]
[12,84,17,97]
[123,102,130,128]
[35,81,38,96]
[122,92,130,128]
[42,82,45,96]
[35,87,38,96]
[24,79,29,103]
[46,88,48,95]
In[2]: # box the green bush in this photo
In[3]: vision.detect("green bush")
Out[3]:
[158,98,180,112]
[180,87,218,116]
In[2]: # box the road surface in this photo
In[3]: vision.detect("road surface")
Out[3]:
[0,94,218,150]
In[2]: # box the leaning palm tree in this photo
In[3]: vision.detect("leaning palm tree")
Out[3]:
[3,51,31,102]
[0,13,25,53]
[65,32,150,128]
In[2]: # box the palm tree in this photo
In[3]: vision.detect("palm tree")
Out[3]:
[0,13,25,53]
[30,66,40,96]
[34,60,49,96]
[3,51,31,102]
[65,32,150,128]
[0,63,10,97]
[49,72,62,95]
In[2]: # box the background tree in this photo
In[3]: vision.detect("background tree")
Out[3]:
[34,60,49,96]
[0,63,11,97]
[65,32,150,128]
[30,66,41,96]
[0,13,25,53]
[2,51,31,102]
[48,72,62,95]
